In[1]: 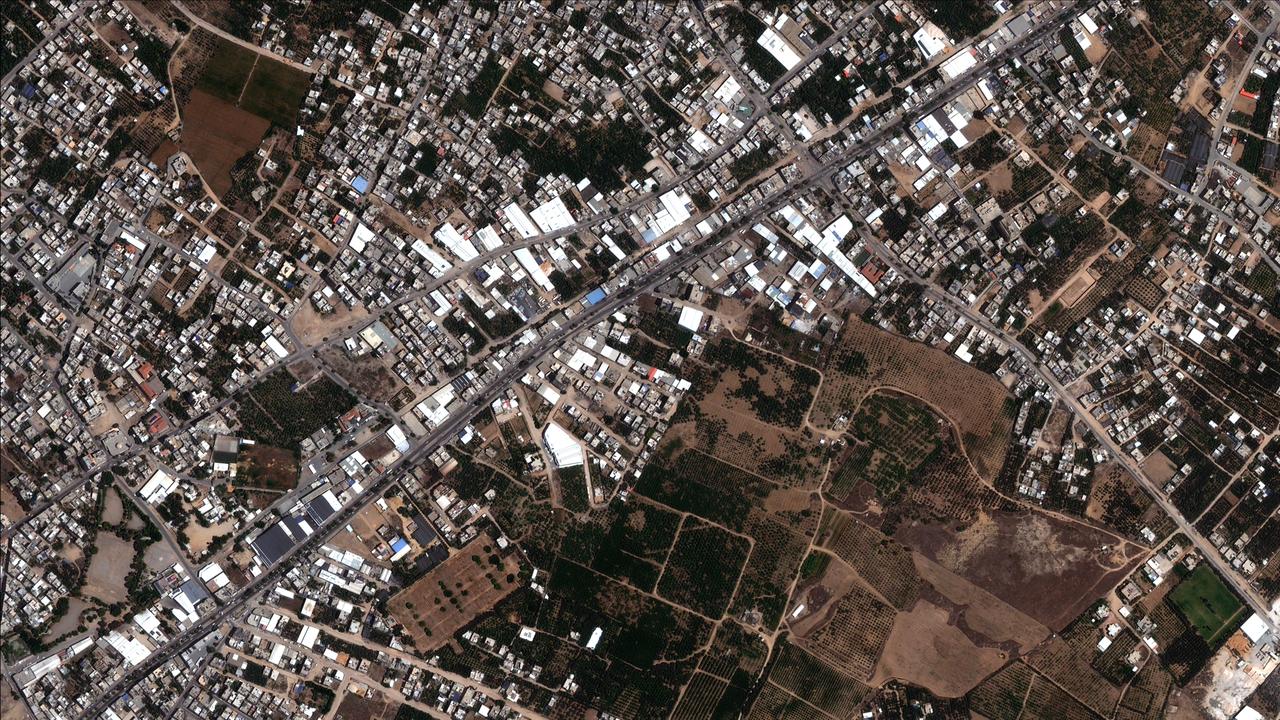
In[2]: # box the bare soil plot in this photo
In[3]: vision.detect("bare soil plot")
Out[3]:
[45,597,89,638]
[870,598,1008,697]
[101,486,124,524]
[814,317,1013,480]
[1083,33,1109,64]
[0,482,25,525]
[185,514,235,556]
[983,160,1016,195]
[1058,270,1099,308]
[83,532,133,603]
[143,540,178,572]
[1141,450,1178,484]
[292,300,371,345]
[179,89,270,196]
[148,138,179,166]
[1,680,33,720]
[320,347,404,405]
[912,552,1049,653]
[332,692,395,720]
[237,443,299,492]
[388,533,520,652]
[898,509,1144,630]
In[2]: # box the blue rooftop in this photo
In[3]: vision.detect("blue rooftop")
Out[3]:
[351,175,369,193]
[585,288,606,305]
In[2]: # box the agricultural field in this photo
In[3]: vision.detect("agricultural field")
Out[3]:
[1113,659,1175,720]
[387,533,521,652]
[817,509,919,610]
[239,57,310,126]
[1085,463,1178,545]
[1167,564,1247,646]
[798,579,896,679]
[813,317,1014,480]
[802,508,1050,698]
[195,36,256,103]
[767,641,869,717]
[657,519,752,618]
[553,496,679,592]
[670,672,730,720]
[179,89,270,196]
[540,556,716,714]
[826,391,943,504]
[667,335,825,488]
[635,447,818,628]
[871,596,1009,697]
[180,33,309,195]
[236,369,357,453]
[968,661,1037,720]
[1026,611,1135,716]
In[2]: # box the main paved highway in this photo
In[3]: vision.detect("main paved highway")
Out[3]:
[78,7,1079,716]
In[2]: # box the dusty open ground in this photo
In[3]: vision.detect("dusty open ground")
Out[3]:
[238,443,299,492]
[100,486,124,524]
[898,509,1144,629]
[83,532,132,604]
[44,597,89,638]
[292,299,370,345]
[0,482,26,525]
[870,598,1008,697]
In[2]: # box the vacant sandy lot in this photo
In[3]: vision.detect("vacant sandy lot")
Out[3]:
[45,597,89,638]
[871,598,1008,697]
[0,482,26,525]
[84,532,132,603]
[899,510,1144,629]
[1058,270,1098,308]
[292,299,370,345]
[144,540,178,572]
[101,486,124,524]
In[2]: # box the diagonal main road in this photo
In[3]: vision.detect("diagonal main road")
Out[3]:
[76,8,1081,716]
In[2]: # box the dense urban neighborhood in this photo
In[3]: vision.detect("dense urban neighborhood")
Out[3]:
[3,0,1280,719]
